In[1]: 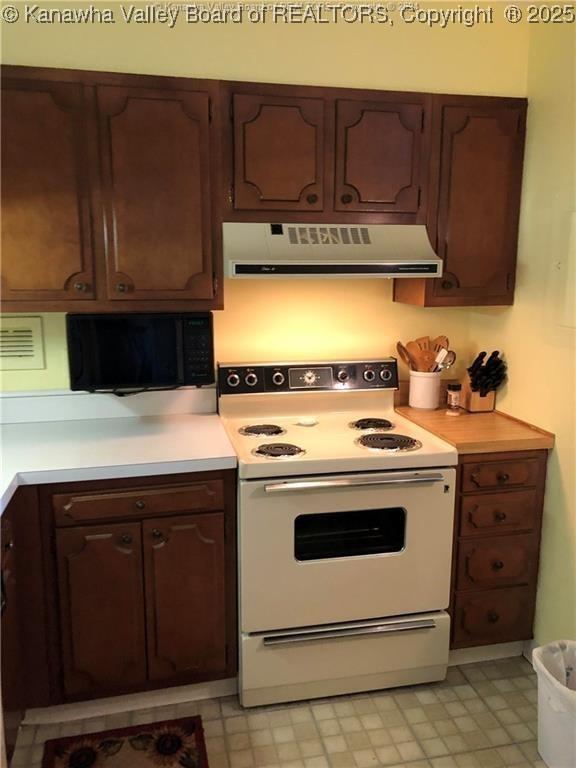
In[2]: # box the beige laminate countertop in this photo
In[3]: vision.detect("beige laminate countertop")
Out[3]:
[395,407,555,455]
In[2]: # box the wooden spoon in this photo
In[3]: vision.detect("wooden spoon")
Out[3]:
[420,350,439,372]
[396,342,417,370]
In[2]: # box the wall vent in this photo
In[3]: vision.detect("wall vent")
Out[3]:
[287,226,371,246]
[0,317,46,370]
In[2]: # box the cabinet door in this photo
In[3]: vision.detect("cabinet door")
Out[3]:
[1,512,23,756]
[233,93,324,211]
[335,97,427,217]
[1,79,94,301]
[56,523,146,696]
[432,99,526,303]
[143,513,226,681]
[97,86,214,300]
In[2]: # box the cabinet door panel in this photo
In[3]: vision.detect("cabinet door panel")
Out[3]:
[56,523,146,696]
[457,534,538,590]
[144,513,226,681]
[335,99,426,216]
[453,587,534,646]
[97,86,213,300]
[1,79,94,301]
[233,94,324,211]
[433,103,526,301]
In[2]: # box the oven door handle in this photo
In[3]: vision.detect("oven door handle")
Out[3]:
[264,473,446,493]
[262,618,436,646]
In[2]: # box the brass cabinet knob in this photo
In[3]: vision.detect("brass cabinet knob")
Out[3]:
[116,283,128,293]
[492,560,505,571]
[120,533,133,546]
[135,500,146,510]
[151,529,164,540]
[494,511,507,522]
[497,472,510,483]
[73,282,89,292]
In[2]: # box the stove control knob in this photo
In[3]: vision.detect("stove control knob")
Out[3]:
[245,372,258,387]
[272,371,285,386]
[363,369,376,383]
[337,369,349,383]
[226,373,240,388]
[380,368,392,382]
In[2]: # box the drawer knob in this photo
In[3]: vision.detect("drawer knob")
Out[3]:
[151,529,164,540]
[487,611,500,623]
[135,500,146,510]
[341,193,353,204]
[116,282,128,293]
[492,560,505,571]
[306,193,318,204]
[73,281,89,292]
[497,472,510,484]
[120,533,133,546]
[494,511,507,522]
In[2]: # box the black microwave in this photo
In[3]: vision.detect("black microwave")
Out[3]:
[67,313,214,392]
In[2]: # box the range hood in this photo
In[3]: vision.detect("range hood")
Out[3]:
[223,222,443,279]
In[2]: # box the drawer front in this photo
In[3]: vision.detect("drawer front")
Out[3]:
[457,534,538,590]
[453,587,534,646]
[461,459,540,493]
[54,481,224,526]
[460,490,539,537]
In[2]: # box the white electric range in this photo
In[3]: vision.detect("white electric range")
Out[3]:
[218,359,457,707]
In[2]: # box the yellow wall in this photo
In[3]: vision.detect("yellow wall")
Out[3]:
[467,25,576,644]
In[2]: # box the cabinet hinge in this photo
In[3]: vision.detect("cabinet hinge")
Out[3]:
[421,111,425,132]
[208,99,212,123]
[417,187,422,207]
[228,186,234,206]
[213,272,219,295]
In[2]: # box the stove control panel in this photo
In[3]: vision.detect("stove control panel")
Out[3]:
[218,360,399,395]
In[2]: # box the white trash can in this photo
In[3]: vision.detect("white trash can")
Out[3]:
[533,640,576,768]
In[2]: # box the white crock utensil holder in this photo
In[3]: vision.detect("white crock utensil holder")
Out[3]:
[409,370,441,409]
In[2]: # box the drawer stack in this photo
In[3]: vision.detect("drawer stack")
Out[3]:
[451,451,547,647]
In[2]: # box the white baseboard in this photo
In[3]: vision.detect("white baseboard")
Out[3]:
[448,641,525,666]
[23,678,238,725]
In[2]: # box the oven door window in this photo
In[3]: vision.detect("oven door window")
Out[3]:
[294,508,406,561]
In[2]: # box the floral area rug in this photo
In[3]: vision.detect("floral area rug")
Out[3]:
[41,715,208,768]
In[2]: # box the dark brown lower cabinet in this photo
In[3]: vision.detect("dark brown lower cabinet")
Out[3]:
[47,470,237,701]
[143,513,226,681]
[450,451,547,648]
[56,522,147,696]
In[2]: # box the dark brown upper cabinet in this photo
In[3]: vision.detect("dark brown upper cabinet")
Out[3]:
[334,96,428,219]
[0,77,95,302]
[97,85,214,301]
[223,83,430,224]
[232,92,325,212]
[394,95,527,307]
[0,66,222,313]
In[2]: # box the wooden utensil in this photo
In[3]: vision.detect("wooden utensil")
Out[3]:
[432,335,449,352]
[415,336,431,351]
[396,342,416,370]
[406,341,425,370]
[420,349,439,372]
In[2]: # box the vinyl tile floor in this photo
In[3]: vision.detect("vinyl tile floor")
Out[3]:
[11,657,546,768]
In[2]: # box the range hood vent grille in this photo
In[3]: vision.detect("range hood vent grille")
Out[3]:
[287,226,371,246]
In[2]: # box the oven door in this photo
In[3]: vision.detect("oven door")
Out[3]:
[239,468,455,632]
